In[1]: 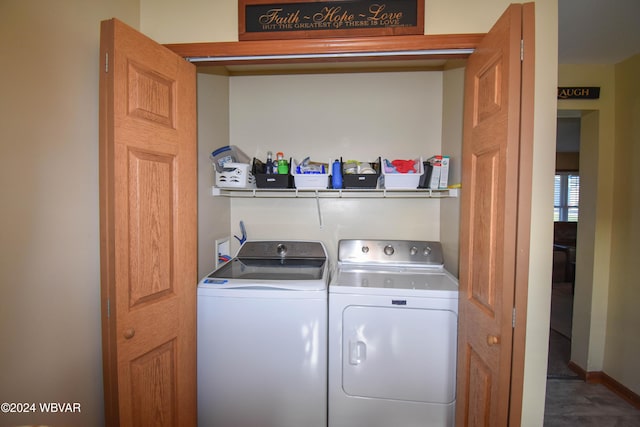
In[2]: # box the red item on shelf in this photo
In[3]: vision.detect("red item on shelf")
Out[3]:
[391,159,417,173]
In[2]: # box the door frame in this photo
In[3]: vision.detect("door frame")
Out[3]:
[163,4,533,425]
[509,3,535,424]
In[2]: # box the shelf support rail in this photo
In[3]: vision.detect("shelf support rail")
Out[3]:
[315,191,323,228]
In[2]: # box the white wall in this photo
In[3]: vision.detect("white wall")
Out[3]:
[197,72,232,278]
[229,72,444,161]
[226,72,445,259]
[440,65,465,276]
[0,1,139,426]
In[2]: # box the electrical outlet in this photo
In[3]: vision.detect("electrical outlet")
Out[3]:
[215,237,231,268]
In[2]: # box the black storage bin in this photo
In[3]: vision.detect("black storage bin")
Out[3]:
[341,157,381,189]
[253,157,294,189]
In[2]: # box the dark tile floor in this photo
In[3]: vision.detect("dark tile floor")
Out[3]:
[544,379,640,426]
[544,282,640,426]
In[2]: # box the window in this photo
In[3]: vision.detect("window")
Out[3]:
[554,172,580,221]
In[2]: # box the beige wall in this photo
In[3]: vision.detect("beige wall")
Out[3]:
[0,1,139,426]
[608,53,640,395]
[557,55,640,396]
[0,1,558,426]
[557,64,616,373]
[140,0,526,43]
[521,2,558,424]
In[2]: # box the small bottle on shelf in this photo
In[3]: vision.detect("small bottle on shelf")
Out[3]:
[265,151,273,174]
[332,159,342,189]
[276,152,288,175]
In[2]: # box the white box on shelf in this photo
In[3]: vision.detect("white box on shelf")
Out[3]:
[381,158,424,189]
[215,163,256,189]
[428,160,441,189]
[292,169,329,189]
[439,156,450,189]
[426,155,451,189]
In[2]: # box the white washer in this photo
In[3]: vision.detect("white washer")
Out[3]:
[329,240,459,427]
[197,241,329,427]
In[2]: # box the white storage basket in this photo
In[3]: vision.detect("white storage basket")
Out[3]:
[215,163,256,189]
[380,158,424,189]
[292,169,329,189]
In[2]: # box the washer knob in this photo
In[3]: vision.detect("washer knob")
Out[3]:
[384,245,395,256]
[410,246,418,256]
[424,246,432,256]
[361,246,369,254]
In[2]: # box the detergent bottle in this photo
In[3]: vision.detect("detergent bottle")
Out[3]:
[332,159,343,189]
[276,152,288,175]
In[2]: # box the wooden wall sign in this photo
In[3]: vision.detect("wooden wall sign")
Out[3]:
[239,0,425,41]
[557,87,601,100]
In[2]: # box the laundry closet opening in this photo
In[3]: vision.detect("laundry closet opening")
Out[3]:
[193,57,468,278]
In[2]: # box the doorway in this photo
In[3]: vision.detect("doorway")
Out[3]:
[547,112,580,379]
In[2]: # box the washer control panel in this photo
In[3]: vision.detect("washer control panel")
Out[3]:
[237,240,327,260]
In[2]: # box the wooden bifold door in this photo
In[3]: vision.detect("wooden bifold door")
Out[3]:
[99,18,197,427]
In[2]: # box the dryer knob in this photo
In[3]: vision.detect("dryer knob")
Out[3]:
[410,246,418,256]
[424,246,432,256]
[276,243,287,257]
[384,245,395,256]
[361,246,369,254]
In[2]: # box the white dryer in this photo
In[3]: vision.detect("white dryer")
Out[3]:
[329,239,459,427]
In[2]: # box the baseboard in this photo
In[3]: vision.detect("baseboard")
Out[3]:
[567,361,585,378]
[568,361,640,409]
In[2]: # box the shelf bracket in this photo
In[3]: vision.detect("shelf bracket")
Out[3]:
[315,191,323,228]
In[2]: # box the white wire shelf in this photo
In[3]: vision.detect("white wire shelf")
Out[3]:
[211,187,459,198]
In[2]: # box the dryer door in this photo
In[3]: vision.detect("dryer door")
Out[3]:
[342,305,457,403]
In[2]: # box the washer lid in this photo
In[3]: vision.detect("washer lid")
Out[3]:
[203,240,328,286]
[201,240,329,291]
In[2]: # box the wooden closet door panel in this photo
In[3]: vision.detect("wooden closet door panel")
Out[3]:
[100,18,197,427]
[456,3,532,426]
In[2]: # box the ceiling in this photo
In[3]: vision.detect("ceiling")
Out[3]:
[558,0,640,64]
[556,0,640,153]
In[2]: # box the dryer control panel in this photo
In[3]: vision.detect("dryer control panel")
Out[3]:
[337,239,444,268]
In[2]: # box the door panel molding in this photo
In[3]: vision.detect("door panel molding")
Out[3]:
[127,149,175,307]
[127,61,176,128]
